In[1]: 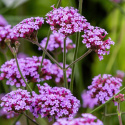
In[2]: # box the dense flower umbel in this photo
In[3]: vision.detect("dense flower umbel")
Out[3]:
[82,26,114,60]
[0,89,31,113]
[88,74,122,104]
[114,94,125,103]
[39,33,75,52]
[0,56,71,87]
[46,6,89,36]
[53,113,103,125]
[30,83,80,121]
[81,90,98,109]
[116,70,125,80]
[0,15,8,27]
[9,17,44,42]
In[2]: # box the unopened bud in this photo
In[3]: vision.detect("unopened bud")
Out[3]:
[4,38,11,47]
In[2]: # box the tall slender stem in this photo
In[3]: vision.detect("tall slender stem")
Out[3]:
[90,86,125,114]
[39,29,51,72]
[23,112,39,125]
[66,49,92,69]
[26,111,29,125]
[117,103,123,125]
[39,0,62,70]
[56,0,62,8]
[14,55,32,93]
[12,114,22,125]
[63,37,68,88]
[35,42,62,69]
[70,0,83,93]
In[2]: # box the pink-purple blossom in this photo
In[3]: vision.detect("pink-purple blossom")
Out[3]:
[82,26,115,60]
[0,56,71,87]
[30,83,80,121]
[46,6,89,36]
[53,113,103,125]
[88,74,122,104]
[81,90,98,109]
[39,33,75,52]
[0,89,31,113]
[8,17,44,42]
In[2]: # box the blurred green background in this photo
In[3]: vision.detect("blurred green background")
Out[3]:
[0,0,125,125]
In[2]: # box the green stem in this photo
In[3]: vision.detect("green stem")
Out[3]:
[39,29,51,72]
[90,86,125,114]
[104,112,125,117]
[117,103,123,125]
[39,0,62,71]
[23,112,39,125]
[12,114,22,125]
[66,49,92,69]
[63,37,68,88]
[69,0,83,93]
[56,0,62,8]
[14,55,32,93]
[35,42,62,69]
[26,111,29,125]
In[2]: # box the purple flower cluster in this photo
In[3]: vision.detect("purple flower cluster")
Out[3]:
[30,83,80,120]
[116,70,125,80]
[82,26,114,60]
[88,74,122,104]
[9,17,44,41]
[39,33,75,52]
[0,56,71,87]
[114,94,125,103]
[0,89,31,113]
[53,113,103,125]
[46,6,89,36]
[81,90,98,109]
[0,15,8,27]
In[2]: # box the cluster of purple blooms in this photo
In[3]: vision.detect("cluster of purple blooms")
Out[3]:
[88,74,122,104]
[8,17,44,42]
[39,33,75,52]
[53,113,103,125]
[81,90,98,109]
[0,56,71,87]
[0,83,80,121]
[82,26,115,60]
[0,89,31,113]
[46,6,90,36]
[30,83,80,121]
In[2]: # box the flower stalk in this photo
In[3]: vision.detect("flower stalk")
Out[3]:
[117,103,123,125]
[63,37,68,88]
[70,0,83,93]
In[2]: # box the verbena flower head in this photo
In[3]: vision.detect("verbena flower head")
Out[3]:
[81,90,98,109]
[30,83,80,121]
[0,15,8,27]
[0,56,71,87]
[82,26,115,60]
[9,17,44,42]
[0,89,31,113]
[53,113,103,125]
[0,56,52,87]
[114,93,125,105]
[39,33,75,52]
[88,74,122,104]
[46,6,89,36]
